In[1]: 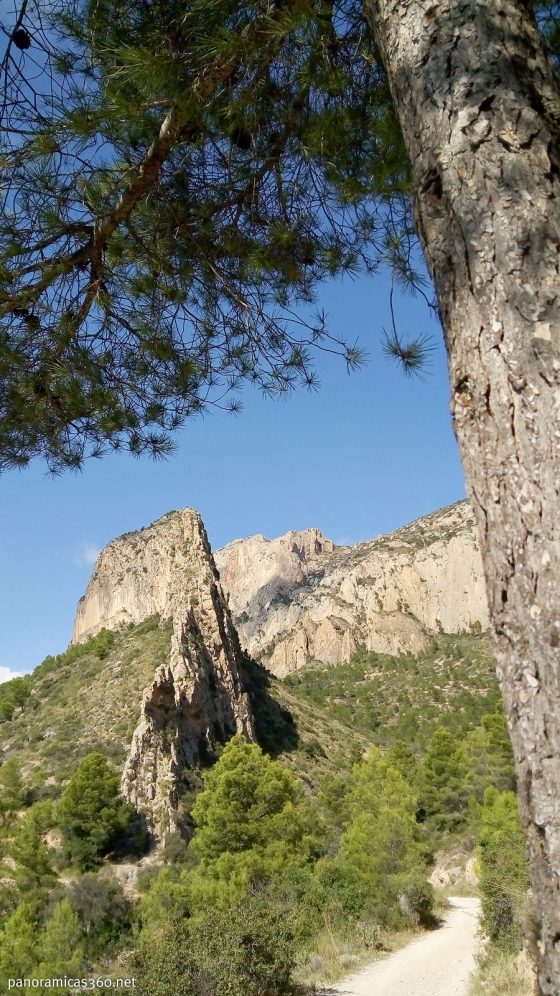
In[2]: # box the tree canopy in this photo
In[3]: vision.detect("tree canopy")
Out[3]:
[1,1,558,472]
[190,735,321,895]
[0,0,423,472]
[56,752,140,870]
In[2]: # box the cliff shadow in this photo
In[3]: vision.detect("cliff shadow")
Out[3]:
[238,653,299,756]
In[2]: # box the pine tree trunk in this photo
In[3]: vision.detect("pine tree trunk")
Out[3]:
[364,1,560,990]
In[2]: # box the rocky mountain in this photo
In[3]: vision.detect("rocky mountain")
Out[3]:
[65,500,488,834]
[215,500,489,676]
[72,508,253,839]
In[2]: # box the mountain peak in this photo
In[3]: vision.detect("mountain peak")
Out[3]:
[72,506,254,841]
[215,500,487,677]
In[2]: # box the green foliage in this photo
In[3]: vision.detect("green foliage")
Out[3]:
[134,892,299,996]
[333,747,433,926]
[478,789,531,951]
[57,753,142,870]
[0,676,30,722]
[0,0,417,472]
[190,735,321,899]
[9,802,55,891]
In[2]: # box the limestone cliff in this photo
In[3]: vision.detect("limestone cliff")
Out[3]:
[214,501,489,676]
[72,509,254,839]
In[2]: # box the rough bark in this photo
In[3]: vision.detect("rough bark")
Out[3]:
[364,1,560,991]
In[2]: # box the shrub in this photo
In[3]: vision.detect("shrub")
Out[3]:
[64,874,131,955]
[133,892,299,996]
[478,789,530,950]
[0,676,31,722]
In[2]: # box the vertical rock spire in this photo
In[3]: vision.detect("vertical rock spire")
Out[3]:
[72,508,254,839]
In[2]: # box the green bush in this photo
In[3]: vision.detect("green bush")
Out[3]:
[133,893,299,996]
[478,789,530,950]
[57,753,144,870]
[189,735,322,900]
[0,676,31,722]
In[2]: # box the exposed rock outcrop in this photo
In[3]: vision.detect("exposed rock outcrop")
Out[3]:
[71,500,488,829]
[72,509,253,839]
[215,501,489,676]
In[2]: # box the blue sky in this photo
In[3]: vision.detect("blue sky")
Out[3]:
[0,268,465,679]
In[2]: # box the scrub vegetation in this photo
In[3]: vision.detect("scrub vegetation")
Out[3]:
[0,623,529,993]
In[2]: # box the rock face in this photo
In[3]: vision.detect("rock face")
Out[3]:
[214,500,489,677]
[72,509,253,839]
[71,500,488,830]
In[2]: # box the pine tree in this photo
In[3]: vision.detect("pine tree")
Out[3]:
[419,728,469,834]
[34,898,85,981]
[57,753,135,870]
[0,0,411,472]
[335,747,431,925]
[0,901,40,986]
[190,735,321,897]
[9,801,55,891]
[461,708,516,804]
[0,758,25,826]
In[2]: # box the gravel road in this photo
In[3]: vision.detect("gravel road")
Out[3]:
[327,896,481,996]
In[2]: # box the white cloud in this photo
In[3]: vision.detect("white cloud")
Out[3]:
[73,542,101,568]
[0,665,25,685]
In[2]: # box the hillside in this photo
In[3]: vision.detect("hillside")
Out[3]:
[0,623,501,801]
[0,619,173,790]
[0,575,518,995]
[0,618,376,803]
[284,631,498,752]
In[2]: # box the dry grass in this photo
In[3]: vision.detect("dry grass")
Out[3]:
[469,947,537,996]
[294,922,418,988]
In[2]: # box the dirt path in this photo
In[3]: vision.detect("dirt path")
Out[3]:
[327,897,481,996]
